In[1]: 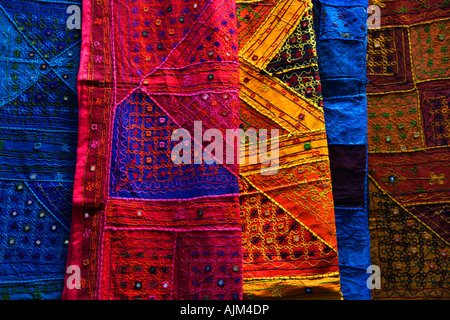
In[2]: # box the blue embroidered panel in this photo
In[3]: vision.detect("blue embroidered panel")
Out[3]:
[0,0,81,300]
[109,91,239,200]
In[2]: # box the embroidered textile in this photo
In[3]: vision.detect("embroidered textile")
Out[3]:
[237,0,342,299]
[3,0,448,302]
[367,0,450,299]
[63,0,243,300]
[0,0,81,300]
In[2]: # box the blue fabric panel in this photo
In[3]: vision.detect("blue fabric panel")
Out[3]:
[0,0,81,300]
[318,0,368,7]
[334,207,371,300]
[318,4,367,41]
[315,39,367,80]
[329,145,367,207]
[110,91,239,200]
[321,78,366,98]
[313,0,372,300]
[324,95,368,145]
